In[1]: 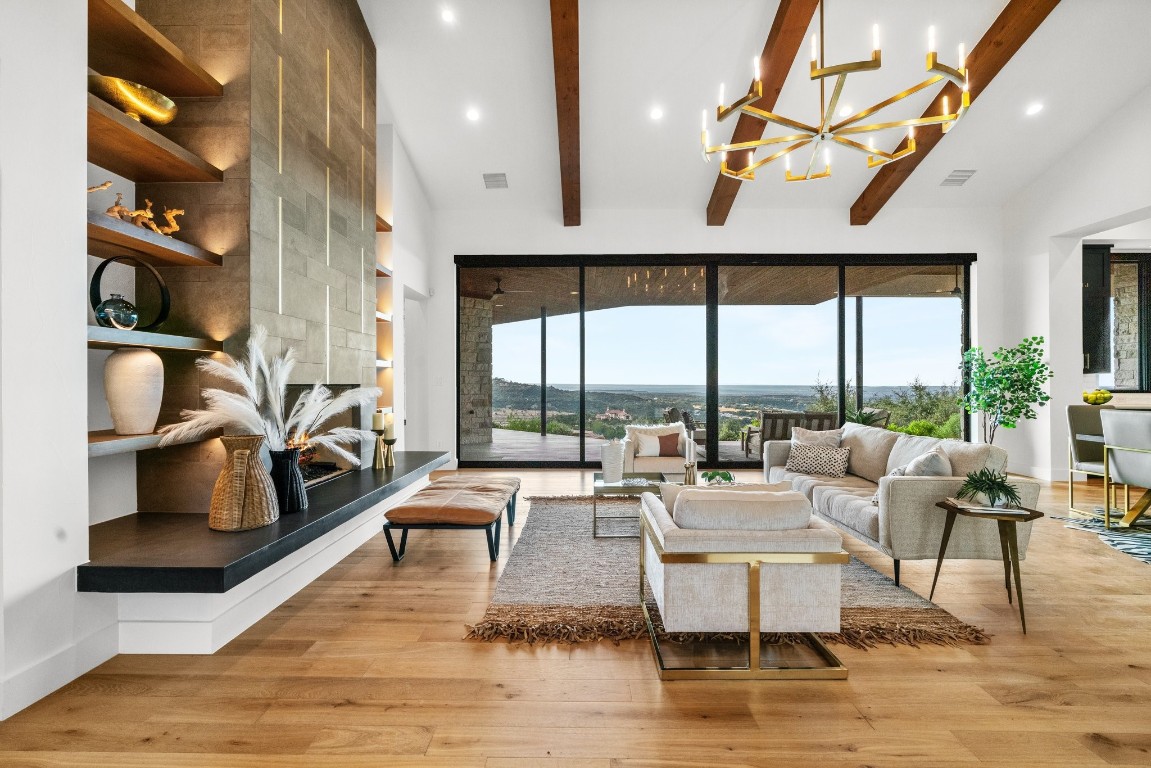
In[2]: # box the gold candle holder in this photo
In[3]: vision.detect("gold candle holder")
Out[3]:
[383,438,397,468]
[373,430,386,470]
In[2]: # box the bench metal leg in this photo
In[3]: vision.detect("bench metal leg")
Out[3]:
[383,527,408,563]
[507,493,517,526]
[485,515,503,561]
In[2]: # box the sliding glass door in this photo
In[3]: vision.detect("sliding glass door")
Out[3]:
[456,258,971,467]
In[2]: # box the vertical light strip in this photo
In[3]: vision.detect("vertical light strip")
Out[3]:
[325,167,330,266]
[277,196,283,314]
[277,56,283,173]
[325,48,331,148]
[360,44,365,130]
[278,0,283,33]
[361,247,366,334]
[325,286,331,383]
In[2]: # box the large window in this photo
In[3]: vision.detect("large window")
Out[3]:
[1090,254,1149,391]
[457,258,971,467]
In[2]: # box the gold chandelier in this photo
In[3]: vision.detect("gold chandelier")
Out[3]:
[701,1,970,182]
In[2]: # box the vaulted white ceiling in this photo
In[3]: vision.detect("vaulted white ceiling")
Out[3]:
[360,0,1151,220]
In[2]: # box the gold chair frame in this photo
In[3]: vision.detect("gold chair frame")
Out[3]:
[1102,443,1151,530]
[639,514,849,680]
[1068,439,1121,519]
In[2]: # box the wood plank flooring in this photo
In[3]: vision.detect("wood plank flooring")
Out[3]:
[2,470,1150,766]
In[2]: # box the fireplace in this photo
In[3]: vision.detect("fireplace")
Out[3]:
[284,384,367,488]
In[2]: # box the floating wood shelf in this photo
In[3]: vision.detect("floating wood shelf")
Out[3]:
[88,428,206,459]
[375,263,393,278]
[375,311,392,323]
[88,94,223,183]
[87,210,223,267]
[87,326,223,353]
[376,359,393,369]
[88,0,223,98]
[375,215,392,233]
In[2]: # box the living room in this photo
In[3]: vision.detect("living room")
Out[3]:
[1,0,1150,764]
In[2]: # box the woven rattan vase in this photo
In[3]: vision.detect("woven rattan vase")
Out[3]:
[209,435,279,531]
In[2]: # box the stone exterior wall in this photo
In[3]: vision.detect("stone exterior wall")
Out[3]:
[1112,262,1140,389]
[134,0,376,512]
[459,297,493,445]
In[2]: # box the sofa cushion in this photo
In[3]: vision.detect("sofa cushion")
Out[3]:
[938,441,994,476]
[792,426,843,446]
[659,481,791,514]
[841,422,900,483]
[886,434,944,474]
[633,456,687,475]
[673,489,812,531]
[657,432,680,457]
[767,469,875,499]
[812,487,880,542]
[905,446,953,477]
[786,444,850,477]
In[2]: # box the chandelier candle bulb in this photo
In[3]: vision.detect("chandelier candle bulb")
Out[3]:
[718,82,725,107]
[753,56,760,83]
[943,95,949,116]
[811,34,818,62]
[958,43,966,70]
[873,24,880,52]
[928,25,936,53]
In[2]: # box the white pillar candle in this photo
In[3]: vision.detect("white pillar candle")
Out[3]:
[384,412,395,439]
[372,410,385,431]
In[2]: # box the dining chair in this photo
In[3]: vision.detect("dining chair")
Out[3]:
[1100,408,1151,529]
[1067,404,1115,517]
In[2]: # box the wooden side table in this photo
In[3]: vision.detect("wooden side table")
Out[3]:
[931,500,1044,633]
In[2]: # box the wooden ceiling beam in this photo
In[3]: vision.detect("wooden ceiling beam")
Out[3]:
[850,0,1062,225]
[706,0,820,227]
[550,0,581,226]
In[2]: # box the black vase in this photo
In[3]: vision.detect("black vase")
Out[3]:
[269,448,308,514]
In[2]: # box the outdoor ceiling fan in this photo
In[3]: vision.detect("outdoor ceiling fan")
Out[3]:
[493,278,532,296]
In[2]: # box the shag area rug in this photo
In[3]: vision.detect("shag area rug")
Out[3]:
[1056,514,1151,566]
[466,496,988,648]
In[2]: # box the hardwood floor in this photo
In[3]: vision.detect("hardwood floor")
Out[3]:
[2,470,1151,766]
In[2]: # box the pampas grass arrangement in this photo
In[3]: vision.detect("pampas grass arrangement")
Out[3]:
[158,326,380,464]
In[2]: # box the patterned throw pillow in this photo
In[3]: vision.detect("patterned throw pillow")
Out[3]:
[785,443,850,478]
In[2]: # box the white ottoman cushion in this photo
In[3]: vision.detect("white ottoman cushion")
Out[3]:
[672,489,812,531]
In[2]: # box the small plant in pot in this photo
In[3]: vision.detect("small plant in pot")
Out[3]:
[956,468,1022,508]
[700,470,735,485]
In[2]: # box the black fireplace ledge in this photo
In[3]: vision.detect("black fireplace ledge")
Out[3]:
[78,451,450,594]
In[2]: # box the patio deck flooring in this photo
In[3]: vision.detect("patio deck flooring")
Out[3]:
[459,428,752,464]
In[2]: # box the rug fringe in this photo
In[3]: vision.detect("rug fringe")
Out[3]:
[465,604,988,648]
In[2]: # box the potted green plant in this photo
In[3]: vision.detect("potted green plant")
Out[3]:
[700,470,735,485]
[956,468,1022,508]
[959,335,1054,444]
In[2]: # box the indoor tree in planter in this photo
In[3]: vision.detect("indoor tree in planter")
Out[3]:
[959,336,1053,444]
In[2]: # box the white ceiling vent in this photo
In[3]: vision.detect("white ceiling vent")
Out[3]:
[940,169,976,187]
[482,173,508,189]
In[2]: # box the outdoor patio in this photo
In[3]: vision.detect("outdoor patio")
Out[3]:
[459,428,748,463]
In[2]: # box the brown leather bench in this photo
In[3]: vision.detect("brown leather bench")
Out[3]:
[382,476,520,562]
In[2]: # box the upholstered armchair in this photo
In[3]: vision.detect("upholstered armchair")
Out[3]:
[622,422,691,474]
[1100,409,1151,529]
[1067,404,1113,516]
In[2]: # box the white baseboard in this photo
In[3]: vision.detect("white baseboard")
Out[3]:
[1,620,117,719]
[117,479,427,654]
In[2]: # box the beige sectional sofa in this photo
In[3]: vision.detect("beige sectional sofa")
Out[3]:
[763,422,1041,584]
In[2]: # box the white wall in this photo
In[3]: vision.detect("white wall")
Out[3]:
[424,205,1008,460]
[1000,80,1151,480]
[0,0,119,718]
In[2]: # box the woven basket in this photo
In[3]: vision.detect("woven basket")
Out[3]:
[209,435,280,531]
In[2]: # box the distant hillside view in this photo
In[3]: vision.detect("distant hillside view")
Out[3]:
[492,377,962,441]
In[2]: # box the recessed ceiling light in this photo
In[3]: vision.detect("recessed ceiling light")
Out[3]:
[441,7,456,24]
[838,104,852,117]
[1025,102,1044,116]
[466,107,480,122]
[649,106,664,121]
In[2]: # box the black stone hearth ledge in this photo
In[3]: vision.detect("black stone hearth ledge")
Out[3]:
[78,451,450,594]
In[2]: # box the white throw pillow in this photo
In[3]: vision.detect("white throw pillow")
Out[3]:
[792,426,843,447]
[635,433,660,457]
[785,443,851,477]
[659,481,791,515]
[904,446,953,477]
[673,489,812,531]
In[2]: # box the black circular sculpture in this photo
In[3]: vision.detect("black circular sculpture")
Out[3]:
[89,255,171,332]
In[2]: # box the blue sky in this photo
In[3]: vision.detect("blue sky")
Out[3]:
[492,297,962,387]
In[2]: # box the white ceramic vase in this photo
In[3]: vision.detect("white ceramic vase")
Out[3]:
[600,440,625,483]
[104,348,164,435]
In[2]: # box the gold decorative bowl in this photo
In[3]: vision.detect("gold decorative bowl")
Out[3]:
[88,75,177,125]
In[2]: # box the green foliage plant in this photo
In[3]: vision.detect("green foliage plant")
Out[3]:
[956,468,1022,508]
[960,336,1054,444]
[700,470,735,485]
